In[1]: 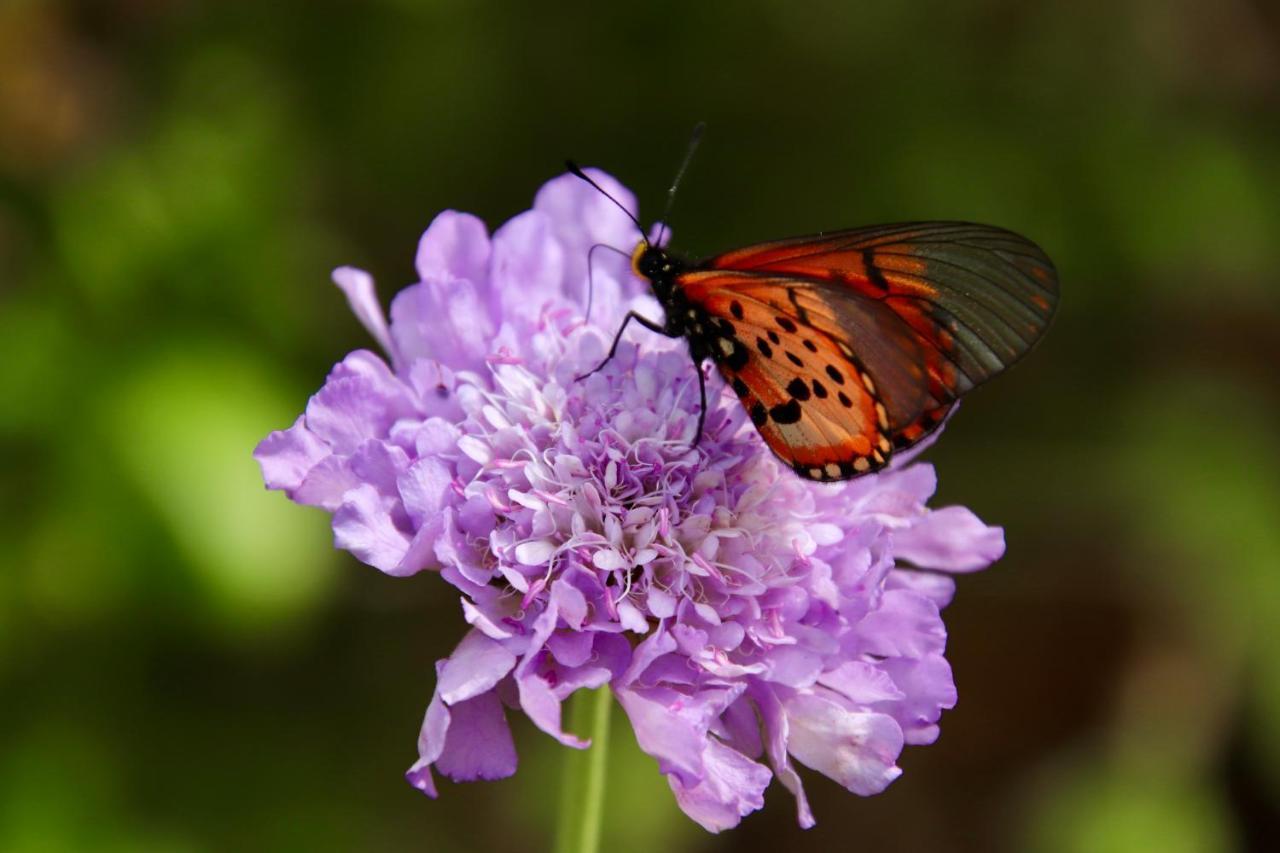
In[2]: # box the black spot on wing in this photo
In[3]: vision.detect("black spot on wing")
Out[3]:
[768,399,803,424]
[786,377,811,401]
[725,340,750,371]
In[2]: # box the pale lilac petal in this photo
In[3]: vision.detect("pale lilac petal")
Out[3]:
[348,439,410,496]
[405,759,437,798]
[405,360,466,421]
[490,209,565,322]
[398,457,453,526]
[896,506,1005,572]
[667,737,771,833]
[886,568,957,610]
[549,665,612,698]
[765,645,824,688]
[614,686,740,787]
[461,597,515,640]
[785,694,905,796]
[438,630,517,705]
[304,352,416,455]
[389,279,495,372]
[858,463,937,518]
[752,683,814,829]
[332,484,413,575]
[394,521,444,575]
[254,415,329,494]
[515,580,590,682]
[853,589,947,659]
[415,210,491,285]
[547,630,593,668]
[717,696,764,759]
[819,661,907,705]
[434,689,517,782]
[406,668,451,797]
[533,169,642,303]
[879,654,956,746]
[292,454,358,511]
[517,672,586,748]
[332,266,395,361]
[620,625,677,686]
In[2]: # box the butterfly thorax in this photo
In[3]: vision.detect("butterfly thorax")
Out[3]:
[630,241,748,373]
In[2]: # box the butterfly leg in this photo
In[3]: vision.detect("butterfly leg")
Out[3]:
[574,311,672,381]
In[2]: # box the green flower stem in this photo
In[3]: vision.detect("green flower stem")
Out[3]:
[553,687,613,853]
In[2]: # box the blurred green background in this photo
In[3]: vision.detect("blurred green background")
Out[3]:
[2,1,1277,850]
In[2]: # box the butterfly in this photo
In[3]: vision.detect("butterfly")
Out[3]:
[566,142,1058,482]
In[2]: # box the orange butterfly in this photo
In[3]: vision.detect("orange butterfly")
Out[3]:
[567,146,1058,482]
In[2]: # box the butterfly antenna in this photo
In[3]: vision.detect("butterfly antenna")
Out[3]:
[565,161,647,244]
[655,122,705,246]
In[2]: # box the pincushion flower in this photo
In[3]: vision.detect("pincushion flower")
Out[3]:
[255,170,1005,832]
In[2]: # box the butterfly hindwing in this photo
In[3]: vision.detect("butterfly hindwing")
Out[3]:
[683,274,896,480]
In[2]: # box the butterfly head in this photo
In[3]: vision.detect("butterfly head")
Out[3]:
[631,242,682,292]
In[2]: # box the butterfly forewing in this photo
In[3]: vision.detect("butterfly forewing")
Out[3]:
[677,221,1057,480]
[706,221,1057,387]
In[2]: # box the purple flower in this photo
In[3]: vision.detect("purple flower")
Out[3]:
[255,170,1005,832]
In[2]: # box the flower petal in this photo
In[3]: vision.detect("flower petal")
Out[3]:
[785,693,904,796]
[667,736,771,833]
[332,266,396,362]
[516,671,587,748]
[438,630,518,705]
[819,661,907,705]
[896,506,1005,572]
[254,415,329,495]
[405,664,451,797]
[752,683,815,829]
[853,589,947,659]
[304,351,416,455]
[490,209,565,322]
[878,653,957,746]
[415,210,491,286]
[398,457,454,526]
[389,279,495,372]
[433,689,517,782]
[533,169,641,304]
[331,483,413,575]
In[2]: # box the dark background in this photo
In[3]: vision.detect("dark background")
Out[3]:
[2,1,1278,850]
